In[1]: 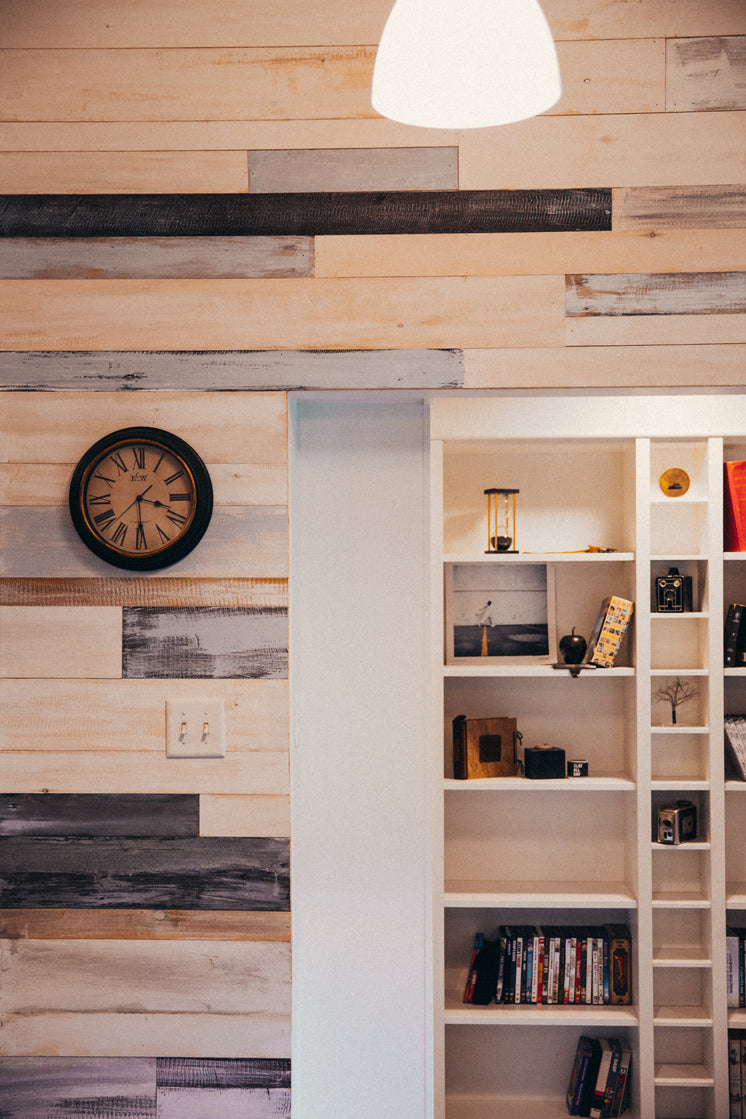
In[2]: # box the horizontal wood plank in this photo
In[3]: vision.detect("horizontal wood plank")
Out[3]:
[566,311,746,345]
[566,271,746,316]
[667,36,746,111]
[200,795,290,838]
[0,793,199,836]
[2,937,290,1009]
[0,605,122,678]
[0,190,613,236]
[613,185,746,230]
[0,237,313,279]
[463,343,746,388]
[0,507,288,579]
[0,349,463,392]
[121,606,288,680]
[1,0,744,48]
[1,47,377,124]
[0,577,288,607]
[0,276,566,350]
[1,390,287,464]
[157,1058,290,1088]
[0,836,290,909]
[1,678,288,755]
[459,112,746,189]
[316,228,746,278]
[0,464,287,506]
[0,750,289,795]
[0,1010,291,1058]
[156,1087,291,1118]
[0,909,291,941]
[0,1057,157,1118]
[0,151,249,195]
[248,147,458,193]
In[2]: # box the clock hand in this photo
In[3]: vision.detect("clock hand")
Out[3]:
[115,485,153,519]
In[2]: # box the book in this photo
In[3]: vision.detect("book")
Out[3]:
[599,1039,622,1118]
[567,1035,601,1116]
[605,924,632,1005]
[725,715,746,781]
[728,931,742,1009]
[589,1039,613,1118]
[610,1045,632,1117]
[725,460,746,551]
[725,603,746,666]
[729,1031,746,1119]
[587,595,634,668]
[463,931,484,1003]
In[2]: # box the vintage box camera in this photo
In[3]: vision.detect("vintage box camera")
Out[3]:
[657,800,697,844]
[654,567,693,612]
[524,745,565,780]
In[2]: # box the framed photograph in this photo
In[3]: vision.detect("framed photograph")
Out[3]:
[445,562,556,666]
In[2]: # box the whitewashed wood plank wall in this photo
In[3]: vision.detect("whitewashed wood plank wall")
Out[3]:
[0,0,744,1107]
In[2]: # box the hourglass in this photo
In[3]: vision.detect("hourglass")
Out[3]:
[485,488,519,554]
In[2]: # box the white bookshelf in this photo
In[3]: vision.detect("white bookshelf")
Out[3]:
[430,397,746,1119]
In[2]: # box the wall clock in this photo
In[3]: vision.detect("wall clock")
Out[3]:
[69,427,213,570]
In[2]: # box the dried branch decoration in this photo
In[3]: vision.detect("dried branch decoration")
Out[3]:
[653,677,700,725]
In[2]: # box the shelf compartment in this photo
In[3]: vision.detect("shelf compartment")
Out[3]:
[445,998,638,1026]
[652,844,711,908]
[653,1007,713,1026]
[445,1095,596,1119]
[653,911,712,967]
[654,1065,713,1086]
[650,618,710,672]
[444,880,637,909]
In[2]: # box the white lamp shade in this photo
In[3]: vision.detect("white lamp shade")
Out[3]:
[371,0,562,129]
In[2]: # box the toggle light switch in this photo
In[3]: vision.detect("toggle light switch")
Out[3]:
[166,699,225,758]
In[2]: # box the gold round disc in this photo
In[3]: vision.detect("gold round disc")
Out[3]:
[659,467,690,497]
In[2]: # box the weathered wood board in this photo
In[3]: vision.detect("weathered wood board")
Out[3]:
[121,606,288,679]
[667,36,746,112]
[0,1057,157,1119]
[0,276,566,350]
[200,794,290,838]
[1,678,288,755]
[156,1058,290,1087]
[0,909,291,941]
[0,836,290,909]
[613,185,746,230]
[566,271,746,316]
[0,237,314,280]
[0,151,250,194]
[0,349,464,392]
[566,311,746,346]
[0,577,288,607]
[0,794,199,836]
[248,147,458,193]
[0,507,289,579]
[155,1087,291,1118]
[0,190,613,237]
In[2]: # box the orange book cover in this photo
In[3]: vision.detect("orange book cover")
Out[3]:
[724,461,746,551]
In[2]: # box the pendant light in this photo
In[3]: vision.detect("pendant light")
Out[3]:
[371,0,561,129]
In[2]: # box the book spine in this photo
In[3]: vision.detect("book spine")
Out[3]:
[588,596,634,668]
[725,604,745,666]
[724,461,746,552]
[452,715,467,779]
[463,931,484,1003]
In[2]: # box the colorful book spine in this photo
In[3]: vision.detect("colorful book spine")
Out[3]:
[725,460,746,552]
[588,595,635,668]
[725,603,746,666]
[463,931,484,1003]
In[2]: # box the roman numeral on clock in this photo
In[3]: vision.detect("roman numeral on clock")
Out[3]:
[132,447,146,469]
[165,509,188,527]
[111,522,128,546]
[169,492,191,502]
[93,508,116,528]
[135,524,147,550]
[110,452,129,475]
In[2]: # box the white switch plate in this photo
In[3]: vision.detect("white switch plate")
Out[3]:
[166,699,226,758]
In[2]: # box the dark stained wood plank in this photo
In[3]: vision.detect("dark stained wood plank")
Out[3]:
[0,908,292,940]
[0,793,199,836]
[122,606,288,679]
[667,36,746,111]
[0,236,314,279]
[0,836,290,910]
[0,1057,157,1119]
[565,271,746,316]
[0,190,613,236]
[0,348,464,391]
[0,577,288,608]
[156,1057,291,1088]
[248,146,458,193]
[613,185,746,230]
[155,1087,291,1117]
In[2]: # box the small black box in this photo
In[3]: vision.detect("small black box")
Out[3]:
[524,746,566,779]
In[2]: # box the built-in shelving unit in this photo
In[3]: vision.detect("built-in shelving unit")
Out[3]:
[429,396,746,1119]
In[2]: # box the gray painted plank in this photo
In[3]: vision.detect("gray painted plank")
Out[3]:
[0,237,314,279]
[0,507,288,579]
[0,1057,157,1119]
[667,36,746,111]
[156,1059,290,1089]
[0,794,199,837]
[0,190,613,236]
[156,1087,291,1118]
[0,836,290,910]
[565,271,746,316]
[121,606,288,679]
[613,185,746,229]
[0,348,464,391]
[248,146,458,193]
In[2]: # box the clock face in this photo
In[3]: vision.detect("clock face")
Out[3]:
[69,428,213,570]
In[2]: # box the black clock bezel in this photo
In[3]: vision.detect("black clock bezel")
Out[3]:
[69,426,213,571]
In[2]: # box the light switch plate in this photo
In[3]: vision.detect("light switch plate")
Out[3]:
[166,699,225,758]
